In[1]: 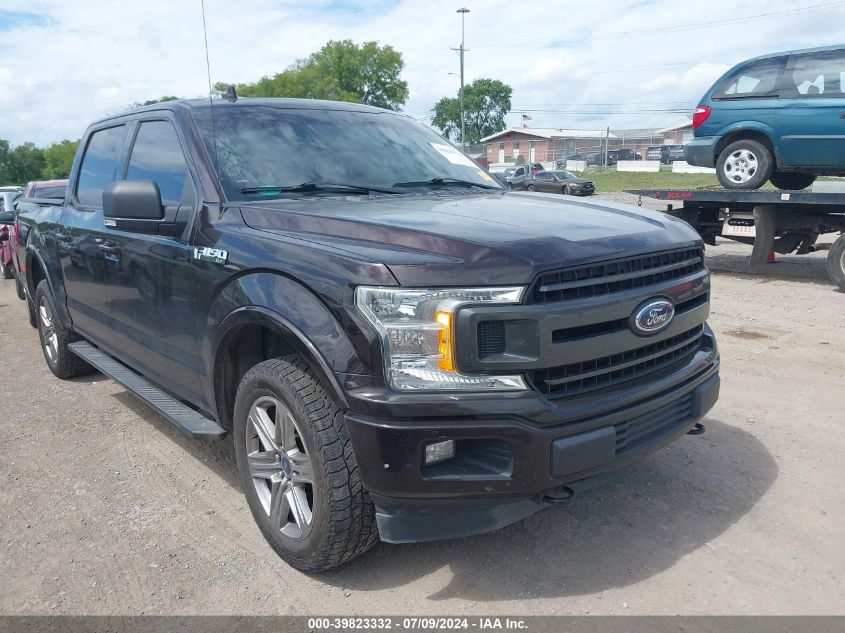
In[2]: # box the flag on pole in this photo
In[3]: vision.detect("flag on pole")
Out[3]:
[522,113,532,128]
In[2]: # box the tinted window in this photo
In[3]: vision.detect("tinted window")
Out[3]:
[76,125,126,207]
[786,50,845,97]
[34,184,67,199]
[716,57,785,98]
[535,172,550,180]
[192,106,498,201]
[126,121,192,206]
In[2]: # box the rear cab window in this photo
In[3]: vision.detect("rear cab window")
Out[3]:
[714,56,786,99]
[76,125,126,207]
[783,49,845,97]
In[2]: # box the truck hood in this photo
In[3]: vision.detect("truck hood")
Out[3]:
[239,191,700,286]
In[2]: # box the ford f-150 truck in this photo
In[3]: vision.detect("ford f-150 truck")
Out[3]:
[18,97,720,572]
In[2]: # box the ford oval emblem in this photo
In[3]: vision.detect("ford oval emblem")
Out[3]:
[631,298,675,336]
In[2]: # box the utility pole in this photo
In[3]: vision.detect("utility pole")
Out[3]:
[455,7,470,149]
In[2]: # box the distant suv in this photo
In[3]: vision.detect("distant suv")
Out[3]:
[686,44,845,190]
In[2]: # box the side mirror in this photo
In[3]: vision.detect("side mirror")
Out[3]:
[0,211,14,225]
[103,180,163,233]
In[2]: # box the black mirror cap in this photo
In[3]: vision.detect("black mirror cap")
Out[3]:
[0,211,14,225]
[103,180,164,221]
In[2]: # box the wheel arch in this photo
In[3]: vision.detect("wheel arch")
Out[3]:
[211,306,351,431]
[714,126,777,165]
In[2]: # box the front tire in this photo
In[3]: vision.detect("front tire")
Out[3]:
[233,356,378,572]
[563,185,572,195]
[769,171,817,191]
[34,280,93,378]
[716,139,773,190]
[827,235,845,291]
[0,258,11,279]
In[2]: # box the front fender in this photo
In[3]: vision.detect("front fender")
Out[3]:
[203,272,375,420]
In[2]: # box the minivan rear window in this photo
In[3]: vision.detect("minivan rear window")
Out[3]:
[714,57,786,99]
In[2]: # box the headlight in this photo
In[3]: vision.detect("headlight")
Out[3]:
[355,286,529,392]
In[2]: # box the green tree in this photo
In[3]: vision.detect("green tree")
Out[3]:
[432,78,513,144]
[42,139,79,179]
[130,95,180,109]
[0,142,45,184]
[220,40,408,110]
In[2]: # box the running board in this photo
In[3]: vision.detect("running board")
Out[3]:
[68,341,226,439]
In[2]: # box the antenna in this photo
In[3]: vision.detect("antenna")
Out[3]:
[200,0,220,175]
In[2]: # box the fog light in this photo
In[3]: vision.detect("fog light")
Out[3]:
[424,440,456,466]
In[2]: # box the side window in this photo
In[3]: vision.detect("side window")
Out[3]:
[76,125,126,207]
[126,120,193,206]
[715,57,785,98]
[786,50,845,97]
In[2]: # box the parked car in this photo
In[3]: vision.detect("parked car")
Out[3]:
[19,97,719,572]
[504,163,544,188]
[589,149,641,167]
[555,154,587,168]
[12,180,68,306]
[686,44,845,190]
[645,146,667,162]
[0,191,20,279]
[666,145,686,163]
[522,170,595,196]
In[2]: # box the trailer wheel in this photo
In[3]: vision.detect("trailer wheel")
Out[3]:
[826,235,845,291]
[769,172,817,191]
[716,139,773,190]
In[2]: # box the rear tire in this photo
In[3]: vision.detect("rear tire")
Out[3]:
[233,356,379,572]
[769,171,817,191]
[827,235,845,291]
[526,184,535,191]
[34,280,94,378]
[14,269,25,300]
[716,139,773,190]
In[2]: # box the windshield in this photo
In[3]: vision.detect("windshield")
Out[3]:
[192,105,500,201]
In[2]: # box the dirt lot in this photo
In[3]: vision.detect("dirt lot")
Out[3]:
[1,200,843,615]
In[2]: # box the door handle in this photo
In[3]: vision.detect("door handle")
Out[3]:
[98,243,118,255]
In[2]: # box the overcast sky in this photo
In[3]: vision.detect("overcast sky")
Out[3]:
[1,0,844,146]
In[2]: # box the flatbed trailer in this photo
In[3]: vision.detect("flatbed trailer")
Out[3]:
[626,188,845,290]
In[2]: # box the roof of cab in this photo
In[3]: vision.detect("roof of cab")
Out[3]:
[741,43,845,63]
[91,97,400,127]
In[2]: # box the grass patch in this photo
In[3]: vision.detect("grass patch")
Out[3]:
[581,167,719,192]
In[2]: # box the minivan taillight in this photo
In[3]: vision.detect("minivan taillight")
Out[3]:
[692,105,711,128]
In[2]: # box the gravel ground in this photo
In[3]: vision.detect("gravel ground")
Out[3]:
[1,202,843,615]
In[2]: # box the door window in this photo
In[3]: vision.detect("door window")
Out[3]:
[715,57,785,98]
[785,50,845,97]
[76,125,126,207]
[126,121,194,206]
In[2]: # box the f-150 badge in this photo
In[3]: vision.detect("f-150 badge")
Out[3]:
[193,246,228,264]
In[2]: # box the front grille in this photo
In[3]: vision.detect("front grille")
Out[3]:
[614,393,694,454]
[531,247,704,303]
[530,325,704,399]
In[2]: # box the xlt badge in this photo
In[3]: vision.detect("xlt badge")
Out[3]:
[193,246,228,264]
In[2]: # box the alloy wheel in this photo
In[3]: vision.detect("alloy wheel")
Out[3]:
[246,396,315,541]
[723,149,758,184]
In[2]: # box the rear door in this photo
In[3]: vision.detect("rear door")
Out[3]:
[777,49,845,167]
[710,55,785,147]
[101,117,204,402]
[60,123,128,344]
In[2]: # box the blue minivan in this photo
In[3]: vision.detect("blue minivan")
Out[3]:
[686,45,845,190]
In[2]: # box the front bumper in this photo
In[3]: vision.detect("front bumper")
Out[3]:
[684,136,719,167]
[344,338,719,543]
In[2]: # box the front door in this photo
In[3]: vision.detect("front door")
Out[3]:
[102,118,204,403]
[777,49,845,168]
[59,123,128,345]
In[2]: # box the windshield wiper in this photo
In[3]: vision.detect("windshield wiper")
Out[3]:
[393,177,501,190]
[240,182,401,196]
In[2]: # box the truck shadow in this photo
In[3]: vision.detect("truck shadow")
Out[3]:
[320,417,777,601]
[707,252,833,285]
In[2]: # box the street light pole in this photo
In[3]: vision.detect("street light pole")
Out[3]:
[457,7,470,149]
